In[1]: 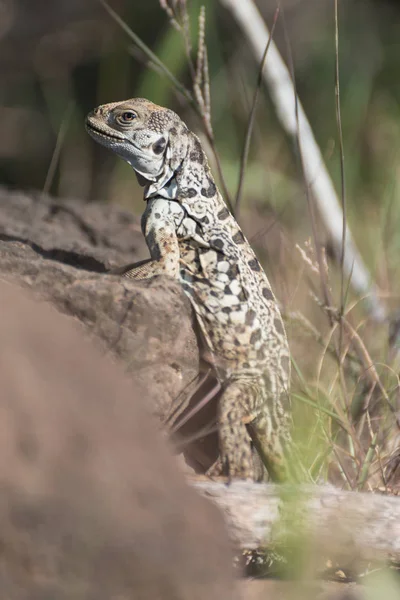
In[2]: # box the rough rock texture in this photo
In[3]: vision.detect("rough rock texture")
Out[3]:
[0,280,238,599]
[0,187,200,424]
[0,186,220,472]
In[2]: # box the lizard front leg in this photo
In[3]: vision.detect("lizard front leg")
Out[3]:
[113,258,163,279]
[118,198,182,281]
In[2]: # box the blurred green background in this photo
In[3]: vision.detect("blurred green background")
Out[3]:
[2,0,400,411]
[2,0,399,212]
[2,0,400,285]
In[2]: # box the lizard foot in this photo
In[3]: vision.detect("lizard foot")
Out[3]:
[206,457,224,479]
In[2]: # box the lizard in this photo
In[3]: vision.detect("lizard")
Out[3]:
[85,97,292,481]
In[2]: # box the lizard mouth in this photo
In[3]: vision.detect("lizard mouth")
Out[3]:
[85,120,125,142]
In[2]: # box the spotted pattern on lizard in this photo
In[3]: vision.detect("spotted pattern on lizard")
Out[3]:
[85,98,292,481]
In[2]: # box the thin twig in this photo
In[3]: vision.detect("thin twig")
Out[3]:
[99,0,194,106]
[234,5,280,217]
[31,101,74,232]
[173,421,218,450]
[171,379,222,433]
[42,102,74,198]
[334,0,347,362]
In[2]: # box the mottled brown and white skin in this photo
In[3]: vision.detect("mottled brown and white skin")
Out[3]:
[86,98,292,481]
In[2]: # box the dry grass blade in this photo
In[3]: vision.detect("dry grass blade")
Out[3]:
[98,0,194,106]
[159,0,180,30]
[180,1,192,55]
[334,0,348,369]
[161,0,196,78]
[291,392,341,423]
[31,101,74,233]
[357,429,378,489]
[194,7,212,133]
[165,371,210,426]
[181,4,234,209]
[42,101,74,198]
[203,46,211,123]
[170,379,221,433]
[189,5,234,211]
[342,317,392,408]
[193,7,207,120]
[234,5,280,217]
[173,422,218,451]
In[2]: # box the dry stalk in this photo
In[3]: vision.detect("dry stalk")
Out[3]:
[159,0,180,30]
[219,0,386,322]
[235,5,280,217]
[341,318,391,407]
[193,7,208,126]
[161,2,232,209]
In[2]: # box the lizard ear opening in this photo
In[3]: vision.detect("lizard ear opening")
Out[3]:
[152,136,167,155]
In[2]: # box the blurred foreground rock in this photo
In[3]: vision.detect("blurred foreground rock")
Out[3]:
[0,280,238,599]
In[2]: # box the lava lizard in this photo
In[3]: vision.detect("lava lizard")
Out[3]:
[86,98,292,481]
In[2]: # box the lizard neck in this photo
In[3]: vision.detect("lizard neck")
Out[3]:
[142,154,178,201]
[143,132,219,207]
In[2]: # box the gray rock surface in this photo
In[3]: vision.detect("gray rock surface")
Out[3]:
[0,187,200,424]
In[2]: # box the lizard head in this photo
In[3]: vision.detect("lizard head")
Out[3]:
[85,98,189,197]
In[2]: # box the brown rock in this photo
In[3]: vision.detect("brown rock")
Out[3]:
[0,187,200,424]
[0,187,219,474]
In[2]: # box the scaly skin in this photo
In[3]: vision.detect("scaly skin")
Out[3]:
[86,98,292,481]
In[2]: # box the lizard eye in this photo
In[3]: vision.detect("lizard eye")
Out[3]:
[117,111,137,124]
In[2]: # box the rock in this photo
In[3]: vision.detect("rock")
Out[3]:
[0,186,220,473]
[0,187,200,424]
